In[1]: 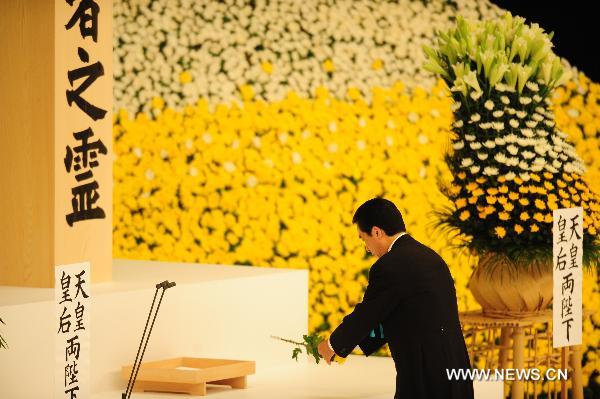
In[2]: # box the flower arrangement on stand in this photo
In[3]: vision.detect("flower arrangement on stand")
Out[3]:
[424,13,600,313]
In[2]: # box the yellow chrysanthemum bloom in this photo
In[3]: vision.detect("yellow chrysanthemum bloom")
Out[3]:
[323,59,335,72]
[514,224,524,234]
[486,196,497,204]
[261,61,274,74]
[499,212,510,221]
[455,198,467,209]
[530,224,540,233]
[519,198,530,206]
[179,71,193,84]
[508,192,520,200]
[372,59,384,71]
[459,210,470,221]
[520,212,530,221]
[535,199,546,210]
[495,226,507,238]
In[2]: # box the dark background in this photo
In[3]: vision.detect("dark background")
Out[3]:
[490,0,599,82]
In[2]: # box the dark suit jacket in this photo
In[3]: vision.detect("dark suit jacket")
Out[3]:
[330,234,474,399]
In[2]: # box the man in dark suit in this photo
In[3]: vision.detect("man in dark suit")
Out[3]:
[317,197,474,399]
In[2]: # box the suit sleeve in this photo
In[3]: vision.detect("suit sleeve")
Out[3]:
[329,260,411,358]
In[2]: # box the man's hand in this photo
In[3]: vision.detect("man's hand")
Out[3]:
[317,339,336,365]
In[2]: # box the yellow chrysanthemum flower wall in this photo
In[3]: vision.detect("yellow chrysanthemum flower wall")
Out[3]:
[113,0,600,389]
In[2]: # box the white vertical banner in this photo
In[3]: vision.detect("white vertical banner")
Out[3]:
[55,262,91,399]
[552,207,583,348]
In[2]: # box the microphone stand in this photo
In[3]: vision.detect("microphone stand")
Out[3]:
[122,280,176,399]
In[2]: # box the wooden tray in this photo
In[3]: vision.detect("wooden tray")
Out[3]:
[121,357,256,396]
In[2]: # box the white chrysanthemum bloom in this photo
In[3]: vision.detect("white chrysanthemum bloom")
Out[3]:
[495,83,507,92]
[495,137,506,145]
[507,108,517,115]
[526,81,539,92]
[500,96,510,105]
[328,143,338,153]
[453,141,465,150]
[470,113,481,122]
[563,164,574,173]
[484,100,494,110]
[519,160,530,170]
[479,122,492,130]
[246,174,258,188]
[465,134,476,141]
[520,172,531,181]
[559,154,568,161]
[532,113,544,122]
[516,111,527,119]
[224,161,236,173]
[494,153,507,163]
[385,136,394,147]
[292,152,303,164]
[519,97,532,105]
[509,119,519,128]
[133,147,143,158]
[477,152,488,160]
[544,120,555,127]
[507,144,519,155]
[492,122,504,131]
[451,102,461,112]
[418,134,428,145]
[530,164,544,172]
[145,169,154,181]
[356,140,367,150]
[358,118,367,128]
[189,166,198,177]
[548,150,558,159]
[470,165,481,174]
[461,158,474,167]
[454,120,464,128]
[534,145,547,155]
[483,166,499,176]
[536,129,549,137]
[505,134,518,143]
[160,149,169,159]
[533,94,542,103]
[504,172,516,180]
[470,91,483,100]
[521,128,535,138]
[408,112,420,123]
[522,151,536,159]
[567,108,579,118]
[492,110,504,118]
[507,157,520,166]
[535,107,545,114]
[525,120,538,128]
[552,159,562,168]
[202,133,213,144]
[483,140,496,149]
[545,164,558,173]
[470,142,482,150]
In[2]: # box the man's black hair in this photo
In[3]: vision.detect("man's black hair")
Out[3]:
[352,197,405,236]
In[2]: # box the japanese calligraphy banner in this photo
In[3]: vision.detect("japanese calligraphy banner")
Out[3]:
[55,262,91,399]
[55,0,112,283]
[552,207,583,348]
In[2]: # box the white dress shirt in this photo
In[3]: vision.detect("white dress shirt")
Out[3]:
[327,232,407,354]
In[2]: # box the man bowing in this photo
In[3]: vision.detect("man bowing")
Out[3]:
[318,197,473,399]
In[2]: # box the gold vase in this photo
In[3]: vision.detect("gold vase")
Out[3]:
[468,252,553,316]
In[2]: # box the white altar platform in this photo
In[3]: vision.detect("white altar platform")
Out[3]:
[93,354,398,399]
[0,259,308,398]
